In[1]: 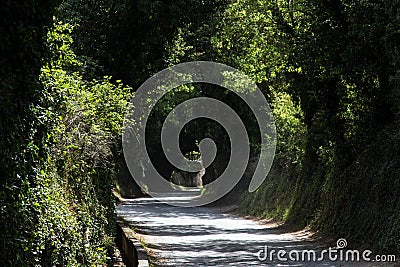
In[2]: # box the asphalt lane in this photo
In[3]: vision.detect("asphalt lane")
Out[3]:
[116,192,396,267]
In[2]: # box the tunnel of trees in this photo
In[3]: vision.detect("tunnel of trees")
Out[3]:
[1,0,399,265]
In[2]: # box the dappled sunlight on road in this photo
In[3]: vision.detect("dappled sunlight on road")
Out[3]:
[116,193,385,266]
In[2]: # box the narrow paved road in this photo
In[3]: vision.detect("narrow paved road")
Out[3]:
[116,191,395,267]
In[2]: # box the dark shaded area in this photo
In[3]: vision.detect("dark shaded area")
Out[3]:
[58,0,229,85]
[0,1,57,263]
[144,83,260,192]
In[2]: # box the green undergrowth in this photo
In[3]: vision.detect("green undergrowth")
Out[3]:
[0,20,132,265]
[238,89,400,253]
[239,166,296,222]
[317,122,400,252]
[239,91,306,221]
[239,121,400,253]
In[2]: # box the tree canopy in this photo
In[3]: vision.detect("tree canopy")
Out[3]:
[1,0,399,265]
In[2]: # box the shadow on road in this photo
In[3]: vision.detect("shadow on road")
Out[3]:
[116,192,395,267]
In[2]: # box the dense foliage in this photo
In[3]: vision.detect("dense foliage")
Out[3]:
[213,0,400,252]
[149,0,400,252]
[1,3,131,265]
[1,0,399,264]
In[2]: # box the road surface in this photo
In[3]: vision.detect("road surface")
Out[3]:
[116,191,396,266]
